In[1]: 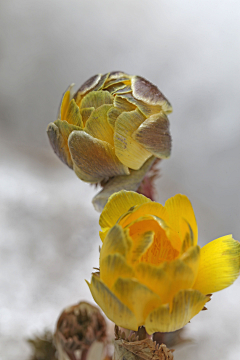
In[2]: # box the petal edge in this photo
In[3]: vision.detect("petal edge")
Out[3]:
[193,235,240,294]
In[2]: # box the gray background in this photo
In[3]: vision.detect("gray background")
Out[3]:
[0,1,240,359]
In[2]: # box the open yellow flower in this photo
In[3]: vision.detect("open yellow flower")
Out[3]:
[47,72,172,209]
[87,191,240,334]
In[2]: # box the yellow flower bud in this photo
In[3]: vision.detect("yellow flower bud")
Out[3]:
[87,191,240,334]
[47,72,172,209]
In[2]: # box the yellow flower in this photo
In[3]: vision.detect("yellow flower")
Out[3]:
[87,191,240,334]
[47,71,172,188]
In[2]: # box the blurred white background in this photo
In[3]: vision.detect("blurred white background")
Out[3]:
[0,1,240,359]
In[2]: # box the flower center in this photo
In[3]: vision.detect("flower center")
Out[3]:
[129,219,179,265]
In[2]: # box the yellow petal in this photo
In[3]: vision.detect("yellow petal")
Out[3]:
[180,245,200,283]
[145,289,209,333]
[75,74,101,105]
[114,95,136,111]
[161,260,195,303]
[60,88,70,120]
[119,207,182,252]
[65,99,83,127]
[80,107,94,126]
[99,228,109,242]
[80,90,113,110]
[124,228,133,253]
[87,275,138,330]
[193,235,240,294]
[112,278,162,326]
[114,85,132,95]
[129,231,155,263]
[126,217,179,265]
[114,110,152,169]
[119,202,168,229]
[90,73,109,91]
[136,257,194,304]
[132,112,171,159]
[100,253,134,289]
[155,219,182,252]
[117,93,164,117]
[106,71,130,81]
[93,157,155,212]
[165,194,198,245]
[180,221,195,253]
[131,76,172,114]
[103,83,126,94]
[47,120,81,168]
[84,104,114,145]
[68,131,129,183]
[100,224,128,260]
[99,190,151,229]
[107,107,124,129]
[135,262,171,302]
[104,75,130,89]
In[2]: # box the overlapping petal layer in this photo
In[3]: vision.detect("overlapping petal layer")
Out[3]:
[88,191,240,333]
[69,131,129,183]
[47,72,172,208]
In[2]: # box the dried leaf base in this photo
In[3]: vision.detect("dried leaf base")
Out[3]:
[114,326,174,360]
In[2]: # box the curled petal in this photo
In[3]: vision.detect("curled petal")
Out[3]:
[153,218,182,252]
[114,110,152,169]
[123,214,181,252]
[100,224,129,259]
[92,157,156,212]
[65,99,83,127]
[114,95,136,111]
[119,202,168,229]
[145,289,209,333]
[193,235,240,294]
[117,93,165,118]
[87,275,138,331]
[99,190,151,229]
[69,131,129,183]
[100,253,135,289]
[107,107,124,129]
[129,231,155,263]
[104,77,130,87]
[132,112,171,159]
[107,71,130,81]
[103,76,131,91]
[180,245,200,283]
[112,278,162,326]
[84,104,114,145]
[47,120,81,168]
[114,85,132,94]
[60,84,74,120]
[127,217,179,265]
[80,107,95,126]
[131,76,172,114]
[60,89,70,120]
[74,74,101,104]
[90,73,110,92]
[80,90,113,110]
[165,194,198,245]
[180,222,195,254]
[103,83,127,94]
